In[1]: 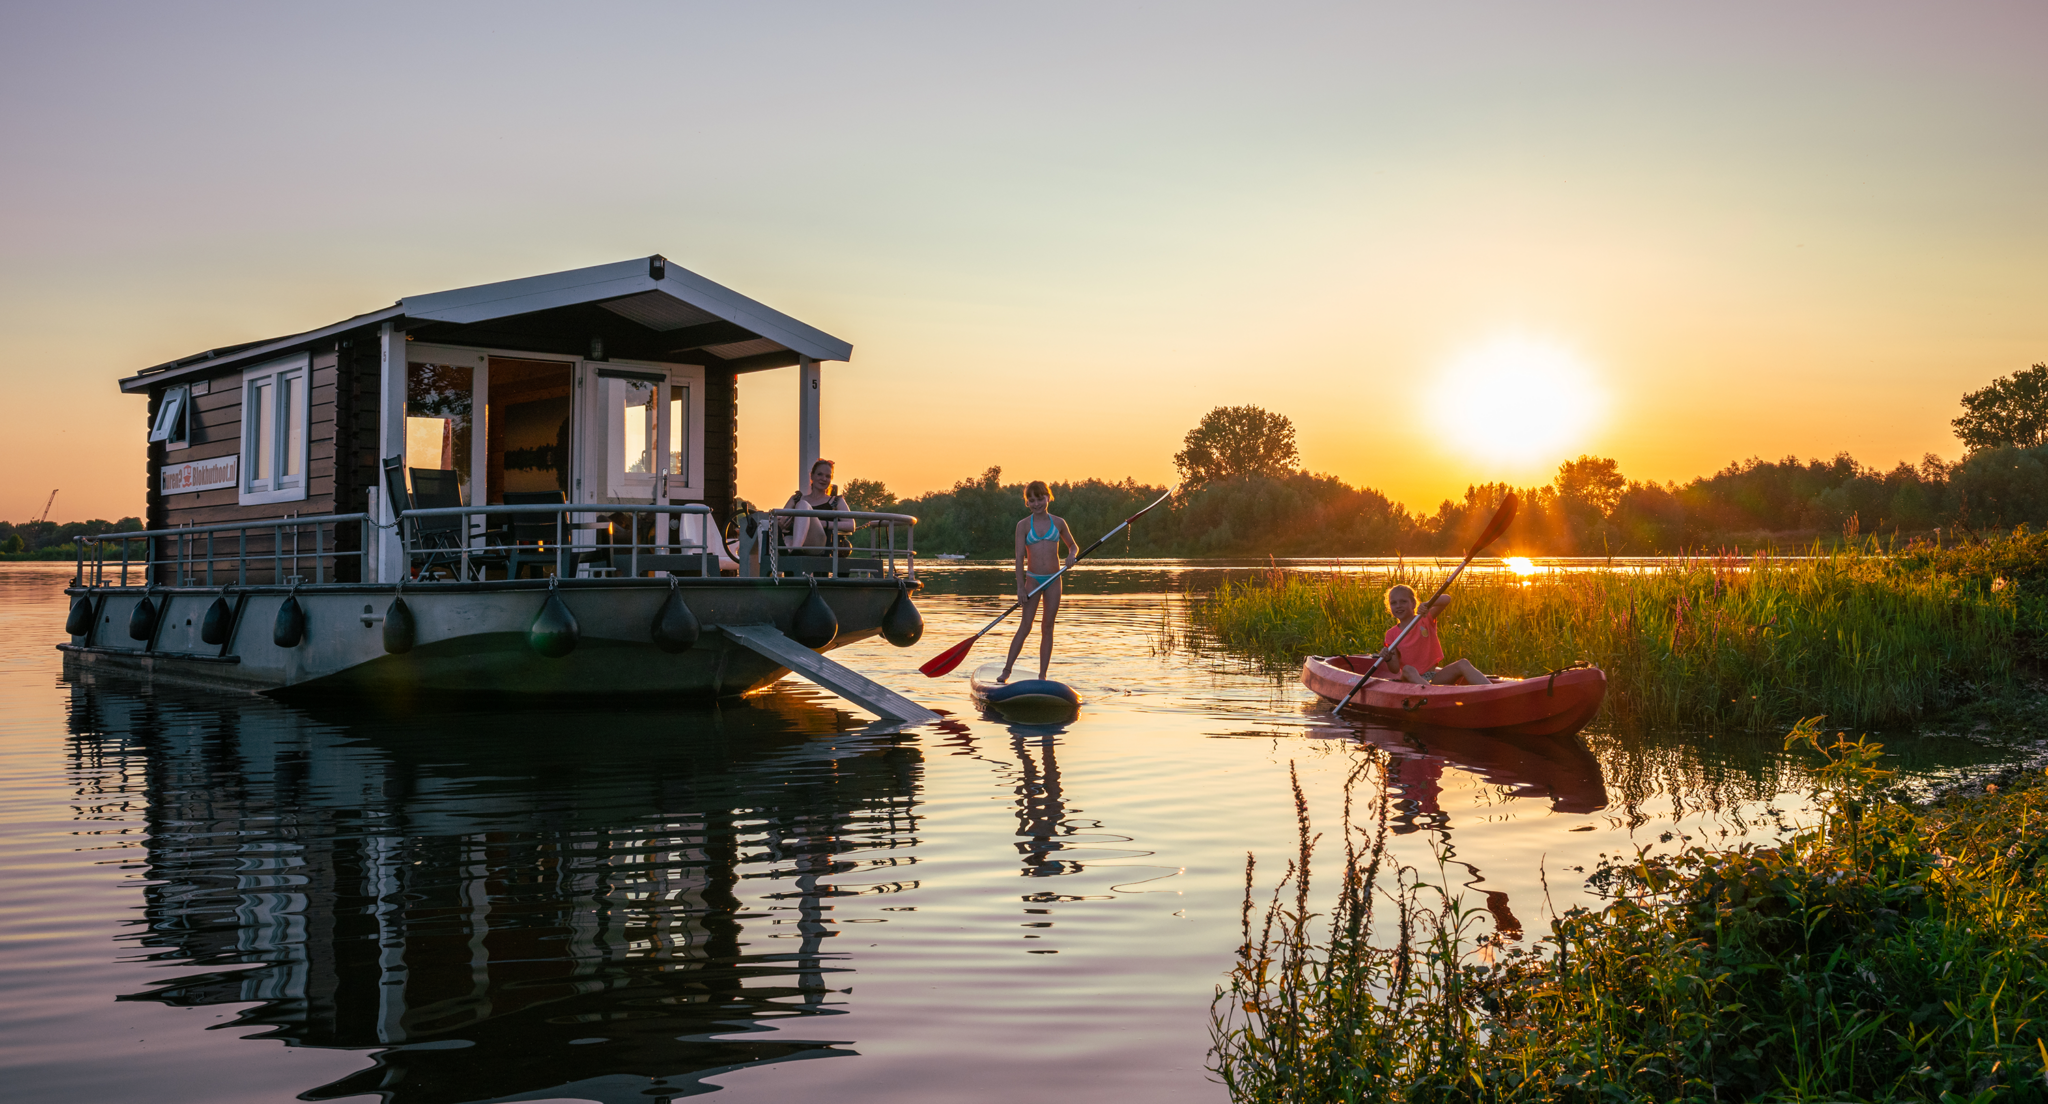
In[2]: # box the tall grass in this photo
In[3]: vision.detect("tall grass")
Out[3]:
[1211,727,2048,1103]
[1192,541,2037,730]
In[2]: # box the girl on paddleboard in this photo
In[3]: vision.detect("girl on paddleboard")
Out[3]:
[1380,584,1491,686]
[999,481,1080,682]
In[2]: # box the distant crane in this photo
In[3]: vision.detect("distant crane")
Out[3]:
[36,489,56,523]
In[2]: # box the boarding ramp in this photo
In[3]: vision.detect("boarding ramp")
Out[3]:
[720,623,941,725]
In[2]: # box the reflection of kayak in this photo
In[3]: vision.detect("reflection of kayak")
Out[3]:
[1352,721,1608,814]
[970,662,1081,724]
[1301,655,1605,737]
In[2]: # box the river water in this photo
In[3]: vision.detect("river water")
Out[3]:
[1,561,2036,1103]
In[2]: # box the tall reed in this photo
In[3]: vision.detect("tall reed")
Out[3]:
[1212,728,2048,1102]
[1193,545,2030,729]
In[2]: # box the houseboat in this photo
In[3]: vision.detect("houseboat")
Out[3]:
[61,256,935,720]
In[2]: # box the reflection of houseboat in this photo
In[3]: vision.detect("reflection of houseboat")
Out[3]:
[73,675,920,1102]
[60,257,932,717]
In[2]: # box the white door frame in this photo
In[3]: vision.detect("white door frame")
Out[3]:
[579,359,708,549]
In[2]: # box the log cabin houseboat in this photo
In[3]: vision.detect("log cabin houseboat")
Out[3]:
[61,256,934,720]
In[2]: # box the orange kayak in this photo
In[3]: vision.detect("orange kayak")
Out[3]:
[1301,655,1606,737]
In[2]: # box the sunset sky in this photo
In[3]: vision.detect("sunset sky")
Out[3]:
[2,2,2043,522]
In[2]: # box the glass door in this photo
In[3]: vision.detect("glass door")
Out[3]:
[591,363,706,555]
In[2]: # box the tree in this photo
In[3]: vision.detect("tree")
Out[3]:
[1173,406,1299,489]
[842,477,894,513]
[1554,455,1626,516]
[1953,364,2048,451]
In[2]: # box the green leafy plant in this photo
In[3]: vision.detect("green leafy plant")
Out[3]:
[1212,728,2048,1102]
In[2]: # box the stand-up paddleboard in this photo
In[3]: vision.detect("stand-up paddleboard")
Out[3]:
[969,662,1081,724]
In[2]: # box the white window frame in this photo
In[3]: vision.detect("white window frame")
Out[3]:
[149,384,192,450]
[403,343,488,508]
[239,354,311,506]
[590,360,706,502]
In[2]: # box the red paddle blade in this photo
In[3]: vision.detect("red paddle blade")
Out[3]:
[1470,491,1519,555]
[919,636,978,678]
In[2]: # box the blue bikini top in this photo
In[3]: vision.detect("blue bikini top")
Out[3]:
[1024,514,1059,546]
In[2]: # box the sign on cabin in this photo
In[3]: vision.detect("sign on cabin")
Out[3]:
[161,455,238,495]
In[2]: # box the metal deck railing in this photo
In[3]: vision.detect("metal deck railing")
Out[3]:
[70,504,920,588]
[756,508,918,580]
[394,502,720,581]
[76,513,374,588]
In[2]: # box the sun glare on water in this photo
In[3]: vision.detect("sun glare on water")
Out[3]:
[1504,556,1538,576]
[1433,336,1606,465]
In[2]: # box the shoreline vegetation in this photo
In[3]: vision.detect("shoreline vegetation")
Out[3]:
[10,437,2046,563]
[1189,529,2048,731]
[1211,726,2048,1103]
[861,442,2048,560]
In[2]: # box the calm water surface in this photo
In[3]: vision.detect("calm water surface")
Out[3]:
[1,561,2035,1103]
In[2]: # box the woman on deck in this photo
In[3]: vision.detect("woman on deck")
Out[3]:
[781,458,853,549]
[999,481,1081,683]
[1380,584,1491,686]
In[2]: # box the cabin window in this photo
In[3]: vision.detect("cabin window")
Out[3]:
[670,385,690,487]
[598,366,697,499]
[406,357,475,500]
[239,355,309,506]
[620,377,657,475]
[149,385,191,450]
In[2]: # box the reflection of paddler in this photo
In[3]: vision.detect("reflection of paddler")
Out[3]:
[1012,733,1073,876]
[1390,752,1447,820]
[1355,723,1608,816]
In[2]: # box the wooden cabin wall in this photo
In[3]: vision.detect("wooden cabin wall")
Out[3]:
[703,365,737,524]
[329,330,383,581]
[149,352,342,529]
[306,351,339,511]
[143,388,165,533]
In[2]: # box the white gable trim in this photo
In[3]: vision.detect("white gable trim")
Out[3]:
[400,256,853,363]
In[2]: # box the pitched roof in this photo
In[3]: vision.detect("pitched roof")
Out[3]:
[122,255,851,392]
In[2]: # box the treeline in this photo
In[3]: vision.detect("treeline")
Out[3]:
[870,445,2048,558]
[0,517,145,558]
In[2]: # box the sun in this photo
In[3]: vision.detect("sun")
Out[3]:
[1504,556,1538,576]
[1431,336,1606,466]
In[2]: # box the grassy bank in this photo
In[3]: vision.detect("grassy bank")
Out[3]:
[0,545,81,561]
[1211,724,2048,1103]
[1191,532,2047,730]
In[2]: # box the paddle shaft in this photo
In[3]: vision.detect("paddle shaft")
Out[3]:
[922,486,1178,675]
[967,486,1175,639]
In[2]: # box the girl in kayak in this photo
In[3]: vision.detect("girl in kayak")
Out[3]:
[999,481,1081,682]
[1379,584,1492,686]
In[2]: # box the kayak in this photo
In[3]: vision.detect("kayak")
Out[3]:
[970,662,1081,724]
[1301,655,1606,737]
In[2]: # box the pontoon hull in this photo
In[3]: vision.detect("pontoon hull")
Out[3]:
[60,578,916,699]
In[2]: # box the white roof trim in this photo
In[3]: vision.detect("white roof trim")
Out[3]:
[120,255,851,394]
[121,305,404,393]
[400,256,853,363]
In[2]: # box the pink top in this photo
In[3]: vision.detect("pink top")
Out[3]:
[1382,614,1444,672]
